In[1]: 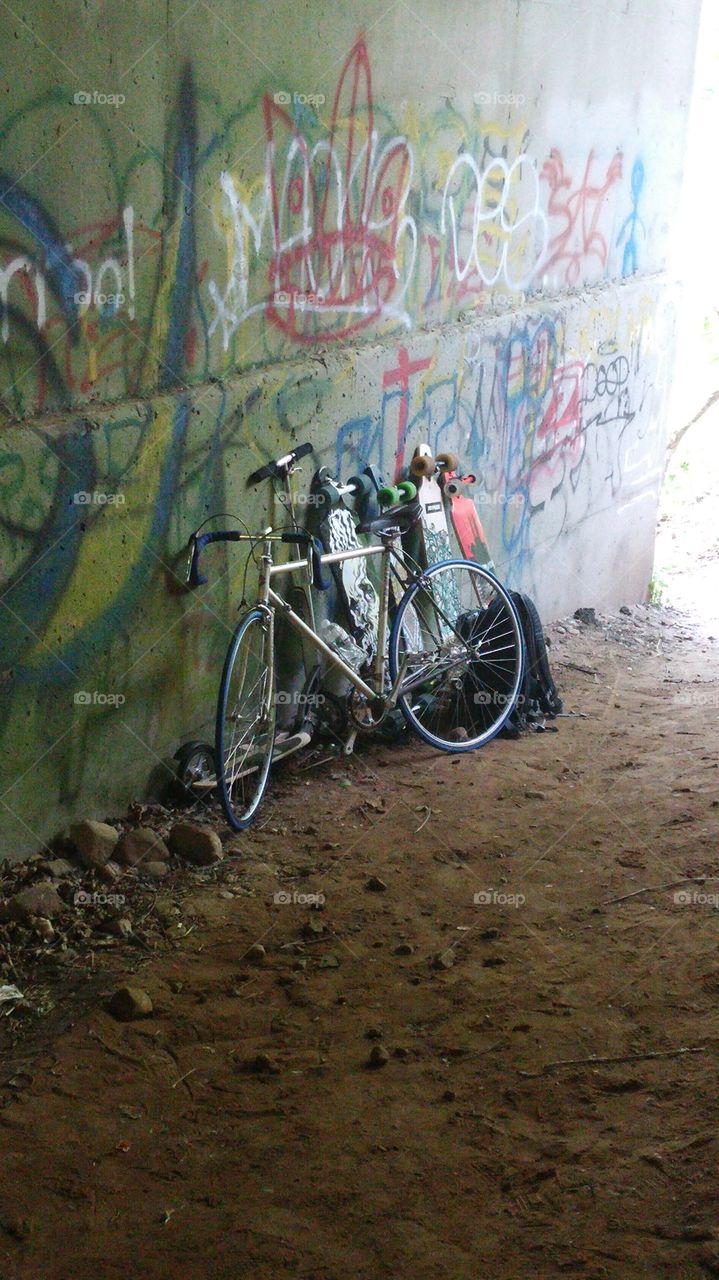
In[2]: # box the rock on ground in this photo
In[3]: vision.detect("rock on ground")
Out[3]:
[69,820,119,869]
[107,987,153,1021]
[140,861,169,879]
[115,828,170,867]
[9,883,65,923]
[168,822,223,866]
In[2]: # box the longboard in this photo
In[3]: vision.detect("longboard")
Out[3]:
[410,444,455,566]
[315,470,379,669]
[362,464,423,655]
[440,467,495,570]
[408,444,462,636]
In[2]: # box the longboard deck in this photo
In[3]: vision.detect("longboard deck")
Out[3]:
[191,729,312,791]
[411,444,461,634]
[413,446,454,566]
[443,472,495,570]
[361,465,423,654]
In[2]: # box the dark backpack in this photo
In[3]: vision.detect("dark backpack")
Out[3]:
[457,591,562,737]
[508,591,563,731]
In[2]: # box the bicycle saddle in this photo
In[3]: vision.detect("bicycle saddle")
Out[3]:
[357,496,421,536]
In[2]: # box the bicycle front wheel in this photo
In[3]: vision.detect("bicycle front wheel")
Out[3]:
[216,608,276,830]
[389,560,524,751]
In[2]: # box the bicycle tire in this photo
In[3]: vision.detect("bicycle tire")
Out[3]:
[386,560,519,747]
[215,608,276,830]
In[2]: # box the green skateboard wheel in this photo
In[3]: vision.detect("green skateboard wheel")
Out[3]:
[378,485,401,507]
[397,480,417,501]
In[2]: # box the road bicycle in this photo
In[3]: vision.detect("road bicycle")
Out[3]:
[184,442,525,830]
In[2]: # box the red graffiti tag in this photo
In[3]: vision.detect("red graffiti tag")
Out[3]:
[541,150,623,286]
[264,37,415,344]
[383,345,432,478]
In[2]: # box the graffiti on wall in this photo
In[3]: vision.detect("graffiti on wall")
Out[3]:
[0,36,641,420]
[0,29,665,826]
[335,296,666,593]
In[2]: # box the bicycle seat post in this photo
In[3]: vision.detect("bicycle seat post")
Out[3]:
[278,463,298,527]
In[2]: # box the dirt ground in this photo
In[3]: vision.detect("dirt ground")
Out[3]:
[1,603,719,1280]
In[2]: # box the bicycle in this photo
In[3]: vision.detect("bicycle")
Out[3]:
[185,442,525,830]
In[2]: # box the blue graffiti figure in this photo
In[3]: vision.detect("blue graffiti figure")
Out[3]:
[617,158,646,277]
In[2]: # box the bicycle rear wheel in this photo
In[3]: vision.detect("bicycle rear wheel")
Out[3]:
[216,608,276,830]
[389,560,524,751]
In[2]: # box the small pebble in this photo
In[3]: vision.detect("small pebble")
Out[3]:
[245,1053,280,1074]
[108,986,153,1021]
[367,1045,390,1069]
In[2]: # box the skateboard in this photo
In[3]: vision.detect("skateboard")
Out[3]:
[408,444,462,633]
[409,444,455,566]
[362,465,423,655]
[314,467,380,668]
[438,460,495,571]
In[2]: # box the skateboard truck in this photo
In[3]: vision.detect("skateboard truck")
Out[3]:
[314,466,376,514]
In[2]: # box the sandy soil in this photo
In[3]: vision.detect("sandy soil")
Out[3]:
[1,604,718,1280]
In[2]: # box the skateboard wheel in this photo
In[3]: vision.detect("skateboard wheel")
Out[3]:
[409,454,435,478]
[378,484,401,507]
[348,474,374,500]
[397,480,417,501]
[174,741,216,793]
[318,483,339,508]
[436,451,459,471]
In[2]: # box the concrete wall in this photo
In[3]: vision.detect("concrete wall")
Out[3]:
[0,0,701,853]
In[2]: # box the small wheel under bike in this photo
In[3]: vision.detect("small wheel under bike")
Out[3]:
[216,608,277,830]
[389,559,524,751]
[174,740,216,798]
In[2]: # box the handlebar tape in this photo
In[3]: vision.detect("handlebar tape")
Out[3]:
[187,530,242,587]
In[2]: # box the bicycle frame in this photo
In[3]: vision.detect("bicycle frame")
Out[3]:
[259,534,410,709]
[214,527,409,716]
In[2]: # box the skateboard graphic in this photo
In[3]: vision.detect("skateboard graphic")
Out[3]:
[314,467,380,668]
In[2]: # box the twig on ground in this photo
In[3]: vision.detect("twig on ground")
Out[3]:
[171,1067,197,1090]
[415,806,432,833]
[602,876,706,906]
[518,1046,707,1077]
